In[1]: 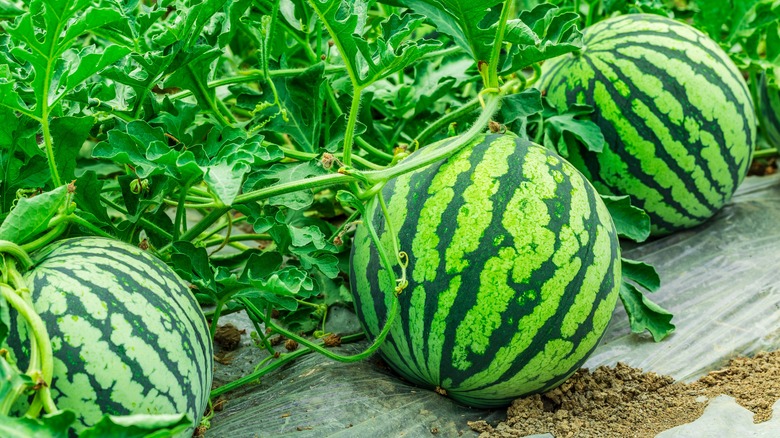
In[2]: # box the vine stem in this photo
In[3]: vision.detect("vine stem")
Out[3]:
[0,241,34,269]
[753,148,778,159]
[1,282,56,414]
[486,1,513,89]
[342,89,363,167]
[41,119,62,187]
[239,296,399,364]
[361,92,502,184]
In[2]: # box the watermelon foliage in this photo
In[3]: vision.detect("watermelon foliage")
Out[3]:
[2,237,213,436]
[350,134,622,408]
[537,14,757,235]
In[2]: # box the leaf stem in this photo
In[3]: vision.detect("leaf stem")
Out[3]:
[362,92,502,184]
[41,118,62,187]
[487,1,513,89]
[413,97,482,147]
[239,296,398,364]
[0,241,34,270]
[342,89,363,167]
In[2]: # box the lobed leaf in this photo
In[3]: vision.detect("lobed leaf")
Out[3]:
[502,3,583,72]
[307,0,442,88]
[0,185,68,246]
[398,0,503,62]
[600,195,651,243]
[619,282,675,342]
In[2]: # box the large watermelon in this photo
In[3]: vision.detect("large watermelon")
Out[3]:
[4,237,213,436]
[349,134,621,408]
[538,14,756,235]
[759,72,780,149]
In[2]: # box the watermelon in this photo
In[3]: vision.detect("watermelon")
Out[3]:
[4,237,213,436]
[349,134,621,408]
[538,14,756,235]
[759,72,780,149]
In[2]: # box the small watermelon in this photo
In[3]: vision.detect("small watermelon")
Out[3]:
[538,14,756,235]
[349,134,621,408]
[4,237,213,436]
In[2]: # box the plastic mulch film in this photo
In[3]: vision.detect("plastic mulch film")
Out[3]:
[206,174,780,437]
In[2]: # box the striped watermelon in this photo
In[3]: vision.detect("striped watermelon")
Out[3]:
[349,134,621,408]
[759,72,780,148]
[538,14,756,235]
[4,237,213,436]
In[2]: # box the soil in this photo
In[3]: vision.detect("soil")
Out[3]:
[469,350,780,438]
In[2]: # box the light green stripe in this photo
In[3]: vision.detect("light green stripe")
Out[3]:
[406,144,477,383]
[444,135,515,273]
[408,284,434,383]
[560,223,616,337]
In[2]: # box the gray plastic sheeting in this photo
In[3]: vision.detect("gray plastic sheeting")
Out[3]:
[206,174,780,437]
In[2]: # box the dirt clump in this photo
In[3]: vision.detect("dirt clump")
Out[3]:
[469,350,780,437]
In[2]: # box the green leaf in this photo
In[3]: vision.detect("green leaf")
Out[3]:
[73,171,112,228]
[619,282,675,342]
[502,4,582,71]
[398,0,503,62]
[500,88,543,137]
[92,121,204,183]
[79,413,191,438]
[4,0,124,115]
[0,409,74,438]
[240,251,284,282]
[0,1,24,20]
[335,190,365,214]
[162,45,225,119]
[50,116,95,183]
[239,266,316,311]
[203,129,273,205]
[244,161,329,210]
[0,107,47,212]
[1,348,32,398]
[542,102,605,157]
[367,56,475,122]
[621,258,661,292]
[307,0,442,88]
[298,252,341,279]
[0,185,68,245]
[257,63,325,153]
[600,194,651,243]
[170,241,218,295]
[100,51,179,116]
